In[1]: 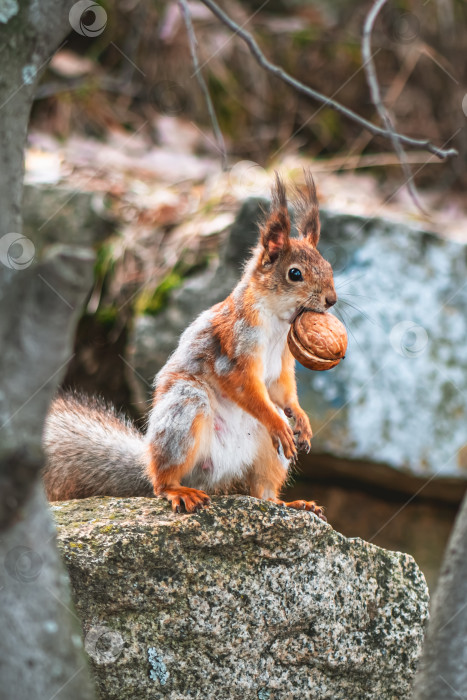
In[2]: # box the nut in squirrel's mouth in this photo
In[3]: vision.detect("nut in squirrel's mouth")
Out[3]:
[287,310,348,371]
[288,305,324,325]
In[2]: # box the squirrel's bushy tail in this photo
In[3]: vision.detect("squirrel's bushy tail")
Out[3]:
[43,392,153,500]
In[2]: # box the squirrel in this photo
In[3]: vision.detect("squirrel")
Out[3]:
[43,172,337,520]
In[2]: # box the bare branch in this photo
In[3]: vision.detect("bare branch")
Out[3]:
[362,0,425,212]
[178,0,227,170]
[197,0,458,161]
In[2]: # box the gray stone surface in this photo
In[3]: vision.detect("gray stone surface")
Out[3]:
[129,203,467,480]
[412,492,467,699]
[53,496,429,700]
[303,211,467,480]
[22,184,112,255]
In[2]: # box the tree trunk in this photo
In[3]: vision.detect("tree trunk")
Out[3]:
[0,1,98,697]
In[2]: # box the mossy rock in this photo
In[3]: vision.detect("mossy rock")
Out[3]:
[53,495,429,699]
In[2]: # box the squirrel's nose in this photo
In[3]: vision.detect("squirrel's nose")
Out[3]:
[325,292,337,308]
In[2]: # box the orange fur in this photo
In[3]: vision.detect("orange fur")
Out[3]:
[247,428,289,500]
[212,357,297,460]
[150,413,211,513]
[269,498,326,520]
[269,346,313,451]
[269,346,298,408]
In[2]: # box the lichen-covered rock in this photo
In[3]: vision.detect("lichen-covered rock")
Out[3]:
[52,496,429,700]
[300,211,467,480]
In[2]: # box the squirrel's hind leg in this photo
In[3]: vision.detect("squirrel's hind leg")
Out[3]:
[248,426,327,522]
[272,498,326,521]
[147,385,212,513]
[247,426,290,502]
[160,485,210,514]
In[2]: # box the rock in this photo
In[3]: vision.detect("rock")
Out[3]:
[302,211,467,480]
[286,476,458,592]
[22,183,112,255]
[128,203,467,481]
[53,496,429,700]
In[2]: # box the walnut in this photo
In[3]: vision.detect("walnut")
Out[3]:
[287,311,348,371]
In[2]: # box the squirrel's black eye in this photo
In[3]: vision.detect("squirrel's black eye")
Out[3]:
[288,268,303,282]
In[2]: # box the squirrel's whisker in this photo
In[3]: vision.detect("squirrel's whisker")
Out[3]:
[337,299,381,328]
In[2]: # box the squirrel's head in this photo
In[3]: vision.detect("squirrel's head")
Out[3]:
[253,171,336,322]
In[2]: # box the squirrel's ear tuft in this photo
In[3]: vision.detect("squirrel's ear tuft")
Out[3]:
[260,172,291,265]
[293,170,320,247]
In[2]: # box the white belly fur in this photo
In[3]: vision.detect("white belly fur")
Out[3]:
[183,313,290,491]
[183,396,259,490]
[183,394,289,491]
[262,314,289,386]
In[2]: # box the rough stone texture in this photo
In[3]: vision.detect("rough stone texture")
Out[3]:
[53,496,429,700]
[129,204,467,480]
[412,492,467,700]
[300,211,467,481]
[22,184,112,255]
[286,477,457,593]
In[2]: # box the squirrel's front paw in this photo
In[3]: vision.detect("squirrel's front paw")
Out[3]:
[286,408,312,453]
[271,421,297,461]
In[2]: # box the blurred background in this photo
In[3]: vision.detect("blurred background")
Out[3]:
[25,0,467,590]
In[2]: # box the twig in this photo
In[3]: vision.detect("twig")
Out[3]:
[178,0,227,170]
[344,47,421,173]
[197,0,458,161]
[362,0,425,212]
[308,150,445,172]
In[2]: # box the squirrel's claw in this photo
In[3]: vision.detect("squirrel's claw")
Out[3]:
[270,498,327,522]
[296,438,312,454]
[163,487,211,514]
[272,423,297,461]
[291,409,313,455]
[285,500,327,521]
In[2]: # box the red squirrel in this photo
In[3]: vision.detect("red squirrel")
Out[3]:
[43,172,337,519]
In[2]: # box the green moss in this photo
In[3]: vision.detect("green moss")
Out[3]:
[206,73,247,139]
[95,305,119,326]
[134,257,211,317]
[94,239,118,280]
[134,269,185,317]
[292,27,320,48]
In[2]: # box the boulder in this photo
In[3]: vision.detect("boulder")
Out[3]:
[53,496,429,700]
[128,203,467,481]
[22,183,112,255]
[300,211,467,481]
